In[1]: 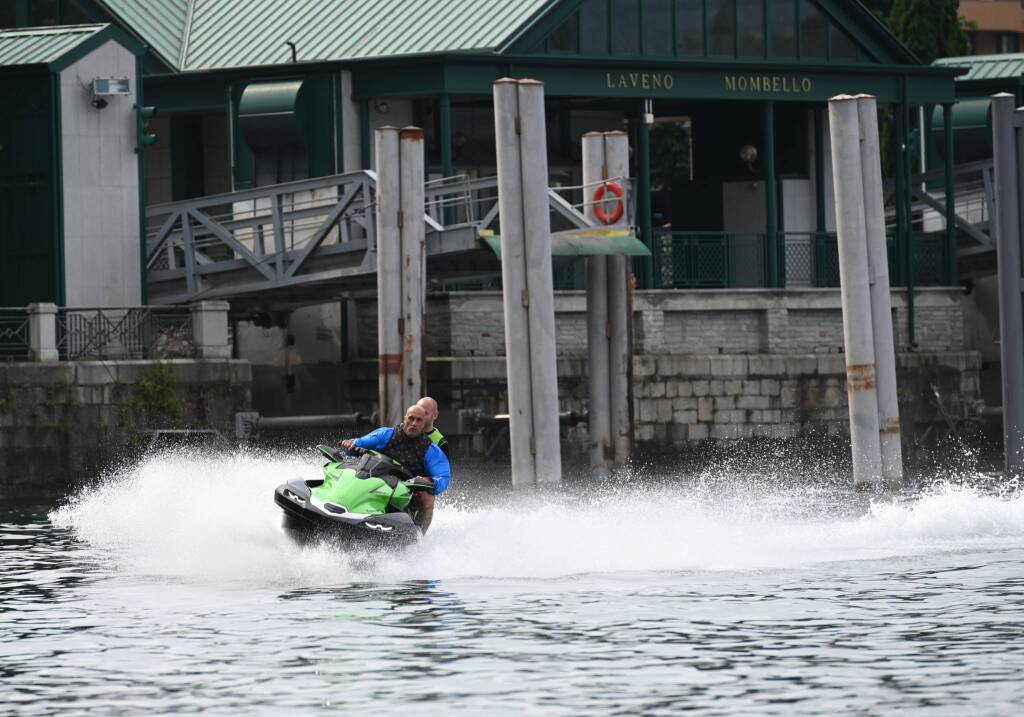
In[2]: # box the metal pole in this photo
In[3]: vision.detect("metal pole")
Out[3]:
[517,79,562,485]
[583,132,612,478]
[637,102,654,289]
[992,93,1024,475]
[605,130,633,467]
[828,95,884,485]
[943,103,957,286]
[399,126,426,411]
[493,78,537,487]
[764,101,780,287]
[440,94,453,179]
[375,126,403,426]
[857,95,903,485]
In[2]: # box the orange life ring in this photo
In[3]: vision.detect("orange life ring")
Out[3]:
[593,182,624,225]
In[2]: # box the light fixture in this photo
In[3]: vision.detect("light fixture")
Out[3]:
[643,98,654,125]
[739,144,758,171]
[90,77,129,110]
[374,100,390,115]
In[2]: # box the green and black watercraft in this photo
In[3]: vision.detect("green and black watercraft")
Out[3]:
[274,445,433,545]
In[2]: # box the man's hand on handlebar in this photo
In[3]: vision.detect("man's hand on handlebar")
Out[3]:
[340,439,356,451]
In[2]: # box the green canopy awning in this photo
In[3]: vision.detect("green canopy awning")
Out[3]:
[482,229,650,260]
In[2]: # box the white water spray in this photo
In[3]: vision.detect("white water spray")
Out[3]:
[50,449,1024,586]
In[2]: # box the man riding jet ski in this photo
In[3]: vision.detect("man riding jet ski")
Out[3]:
[274,405,450,545]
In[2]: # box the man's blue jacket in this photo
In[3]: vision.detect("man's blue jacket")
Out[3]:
[352,427,451,494]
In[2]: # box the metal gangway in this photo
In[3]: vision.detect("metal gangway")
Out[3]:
[145,170,635,312]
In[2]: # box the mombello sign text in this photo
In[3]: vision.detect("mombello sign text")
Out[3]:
[724,74,813,94]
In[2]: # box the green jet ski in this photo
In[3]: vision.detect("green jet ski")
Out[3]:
[274,445,434,546]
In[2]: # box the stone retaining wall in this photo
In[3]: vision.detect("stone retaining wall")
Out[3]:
[0,360,251,501]
[354,287,965,357]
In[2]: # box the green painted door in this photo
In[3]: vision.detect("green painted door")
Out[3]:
[0,74,58,305]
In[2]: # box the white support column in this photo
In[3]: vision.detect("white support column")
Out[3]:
[584,132,611,478]
[375,126,404,426]
[518,80,562,486]
[605,130,633,468]
[494,78,562,487]
[399,126,426,411]
[27,303,58,363]
[856,95,903,485]
[828,94,883,486]
[190,301,231,359]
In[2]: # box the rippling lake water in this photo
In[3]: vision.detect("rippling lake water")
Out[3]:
[3,450,1024,715]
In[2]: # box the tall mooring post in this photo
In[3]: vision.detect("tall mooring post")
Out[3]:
[828,94,884,486]
[857,96,903,484]
[375,126,426,426]
[991,93,1024,476]
[493,78,562,487]
[584,131,633,477]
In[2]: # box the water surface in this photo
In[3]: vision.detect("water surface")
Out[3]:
[3,451,1024,715]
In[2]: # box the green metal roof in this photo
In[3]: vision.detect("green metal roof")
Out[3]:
[0,24,108,67]
[100,0,190,69]
[95,0,555,72]
[933,54,1024,82]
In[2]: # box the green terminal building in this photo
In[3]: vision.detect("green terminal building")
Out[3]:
[2,0,967,297]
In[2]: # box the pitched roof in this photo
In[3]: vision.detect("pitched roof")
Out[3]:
[0,24,108,67]
[934,53,1024,83]
[99,0,191,69]
[97,0,556,72]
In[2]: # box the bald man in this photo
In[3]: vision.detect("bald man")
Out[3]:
[341,404,450,532]
[416,396,450,458]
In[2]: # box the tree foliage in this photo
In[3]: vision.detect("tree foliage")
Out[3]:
[887,0,968,65]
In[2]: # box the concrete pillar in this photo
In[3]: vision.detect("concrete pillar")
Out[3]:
[494,78,562,487]
[27,303,58,362]
[399,127,426,411]
[191,301,231,359]
[857,95,903,485]
[375,126,404,426]
[828,94,883,486]
[584,132,611,477]
[992,93,1024,475]
[605,131,633,468]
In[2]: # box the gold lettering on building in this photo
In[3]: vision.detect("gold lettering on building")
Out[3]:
[723,74,813,94]
[605,71,675,91]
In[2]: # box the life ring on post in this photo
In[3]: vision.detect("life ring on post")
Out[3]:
[592,181,624,225]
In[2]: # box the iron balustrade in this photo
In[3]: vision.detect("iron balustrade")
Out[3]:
[650,231,953,289]
[57,307,196,360]
[651,232,768,289]
[0,308,29,360]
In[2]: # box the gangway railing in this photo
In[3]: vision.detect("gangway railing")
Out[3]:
[146,170,640,308]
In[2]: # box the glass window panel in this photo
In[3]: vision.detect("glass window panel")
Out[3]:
[799,0,826,59]
[645,0,673,55]
[30,0,60,25]
[0,3,16,28]
[769,0,796,57]
[737,0,764,57]
[580,0,609,54]
[708,0,736,57]
[60,0,91,24]
[830,22,858,60]
[675,0,704,55]
[549,12,579,53]
[611,0,640,54]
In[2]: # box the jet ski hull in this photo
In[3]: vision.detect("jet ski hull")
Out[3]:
[274,479,421,546]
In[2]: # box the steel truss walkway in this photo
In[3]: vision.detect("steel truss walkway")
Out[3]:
[145,171,638,313]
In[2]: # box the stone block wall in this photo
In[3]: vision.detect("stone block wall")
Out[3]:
[353,287,965,359]
[339,287,980,451]
[0,360,251,501]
